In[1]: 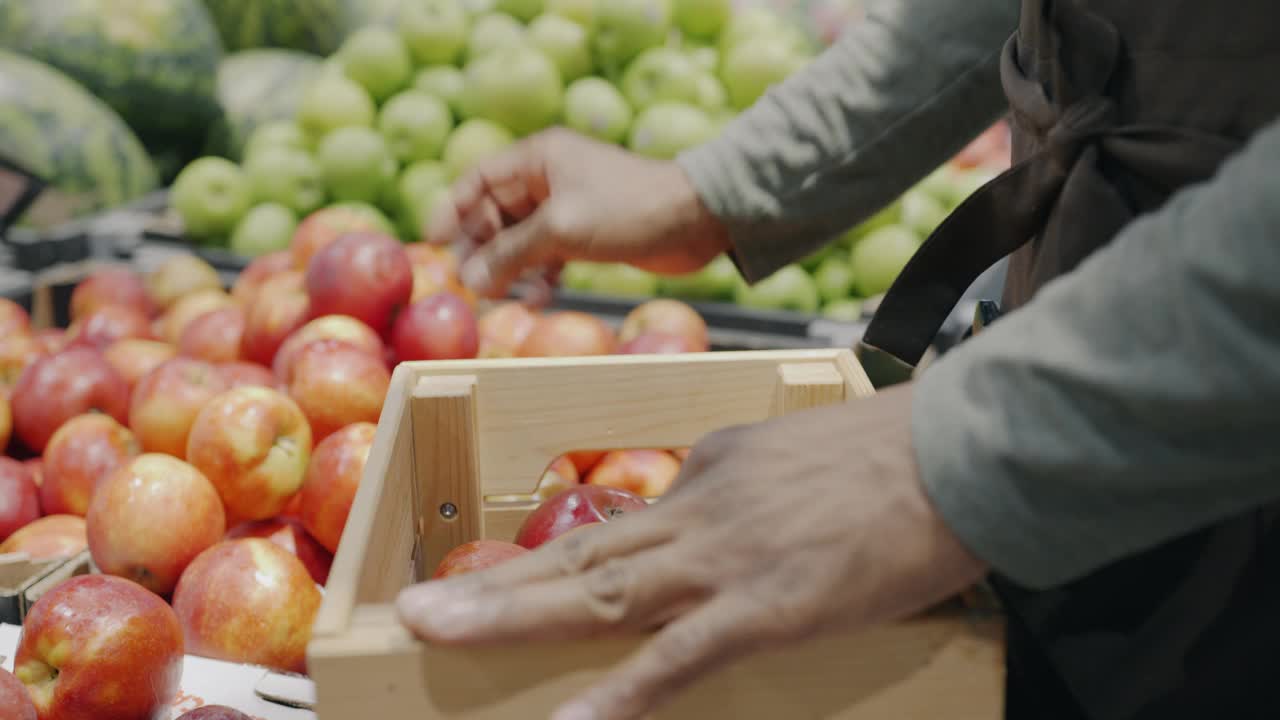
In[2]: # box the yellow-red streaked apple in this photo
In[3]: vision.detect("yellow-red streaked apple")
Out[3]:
[298,421,375,554]
[178,305,247,364]
[0,514,87,559]
[285,340,389,443]
[41,412,140,516]
[586,449,681,497]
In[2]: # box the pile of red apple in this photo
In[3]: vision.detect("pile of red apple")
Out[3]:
[0,207,711,718]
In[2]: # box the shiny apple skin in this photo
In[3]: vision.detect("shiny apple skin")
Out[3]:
[514,485,648,549]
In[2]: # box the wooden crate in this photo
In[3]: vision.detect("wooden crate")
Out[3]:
[307,350,1005,719]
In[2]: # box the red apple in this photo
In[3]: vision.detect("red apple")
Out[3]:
[404,243,459,272]
[10,347,129,453]
[291,206,393,270]
[24,458,42,487]
[409,261,475,306]
[0,515,87,559]
[14,574,183,719]
[217,361,280,390]
[30,329,66,355]
[298,422,375,554]
[146,253,222,311]
[514,484,648,549]
[129,357,229,458]
[534,455,580,500]
[0,298,30,338]
[0,457,40,543]
[226,516,333,586]
[176,706,253,720]
[517,311,617,357]
[161,289,235,346]
[305,232,413,337]
[104,339,177,391]
[478,301,538,358]
[241,271,310,366]
[231,250,292,308]
[41,412,140,516]
[0,391,9,453]
[87,454,227,596]
[0,667,36,720]
[179,306,247,364]
[433,540,529,579]
[286,341,389,442]
[566,450,607,475]
[70,266,156,321]
[0,334,44,391]
[586,449,681,497]
[391,292,479,361]
[66,303,155,349]
[272,314,384,380]
[619,299,709,351]
[619,331,703,355]
[172,538,322,673]
[186,386,312,523]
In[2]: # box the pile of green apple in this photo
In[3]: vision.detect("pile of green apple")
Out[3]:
[563,160,998,321]
[167,0,820,257]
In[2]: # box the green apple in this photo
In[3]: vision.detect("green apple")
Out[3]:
[170,157,252,242]
[916,165,959,205]
[462,0,495,13]
[467,12,526,61]
[443,118,516,178]
[694,71,728,112]
[899,189,949,239]
[851,225,921,297]
[593,0,673,76]
[621,47,702,109]
[242,121,309,161]
[719,8,811,57]
[379,90,455,164]
[842,198,902,246]
[495,0,544,21]
[813,255,855,303]
[586,263,659,297]
[463,44,564,136]
[297,75,376,142]
[317,126,399,205]
[658,254,739,300]
[243,146,325,216]
[628,102,716,159]
[230,202,298,257]
[733,264,820,313]
[721,35,805,110]
[946,168,999,209]
[529,13,594,82]
[394,161,452,240]
[821,299,863,322]
[563,77,633,143]
[686,44,720,73]
[673,0,731,40]
[415,66,468,118]
[799,242,838,272]
[560,261,600,291]
[340,26,413,103]
[400,0,470,66]
[547,0,592,26]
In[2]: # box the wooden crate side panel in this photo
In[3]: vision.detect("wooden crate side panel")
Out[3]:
[400,350,866,498]
[312,367,419,637]
[310,605,1004,720]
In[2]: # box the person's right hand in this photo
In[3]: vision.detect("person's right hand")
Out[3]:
[427,129,731,299]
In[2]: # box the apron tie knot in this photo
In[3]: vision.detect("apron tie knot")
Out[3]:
[1045,96,1118,173]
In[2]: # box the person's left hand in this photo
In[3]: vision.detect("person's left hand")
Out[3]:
[395,383,987,720]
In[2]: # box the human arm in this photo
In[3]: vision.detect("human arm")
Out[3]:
[428,0,1019,296]
[678,0,1018,281]
[914,116,1280,588]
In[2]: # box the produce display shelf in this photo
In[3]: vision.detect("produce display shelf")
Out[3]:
[308,349,1005,719]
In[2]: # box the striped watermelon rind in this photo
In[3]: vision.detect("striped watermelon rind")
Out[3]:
[205,49,324,161]
[0,0,224,145]
[202,0,347,54]
[0,50,159,220]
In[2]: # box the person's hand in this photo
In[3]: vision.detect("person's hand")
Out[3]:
[427,128,731,298]
[395,383,988,720]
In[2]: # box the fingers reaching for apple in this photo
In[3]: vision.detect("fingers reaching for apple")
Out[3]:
[395,384,989,720]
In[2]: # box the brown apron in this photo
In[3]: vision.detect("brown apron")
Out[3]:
[860,1,1280,717]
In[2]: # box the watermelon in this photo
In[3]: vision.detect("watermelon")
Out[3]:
[204,49,324,161]
[0,0,224,147]
[0,50,159,224]
[202,0,347,54]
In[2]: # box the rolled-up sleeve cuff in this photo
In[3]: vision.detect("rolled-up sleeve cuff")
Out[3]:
[911,354,1067,590]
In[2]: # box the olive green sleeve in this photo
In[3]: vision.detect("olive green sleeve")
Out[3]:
[913,118,1280,589]
[675,0,1019,281]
